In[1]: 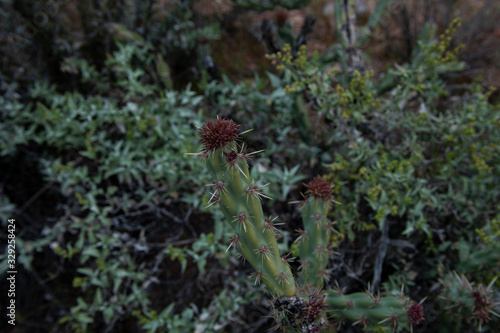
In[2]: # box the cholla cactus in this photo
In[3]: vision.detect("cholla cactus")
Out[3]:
[325,289,424,331]
[296,176,335,288]
[272,288,424,332]
[196,117,296,297]
[439,272,499,330]
[194,118,425,331]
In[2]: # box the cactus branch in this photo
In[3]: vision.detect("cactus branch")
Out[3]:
[196,117,296,297]
[325,290,424,330]
[297,176,335,289]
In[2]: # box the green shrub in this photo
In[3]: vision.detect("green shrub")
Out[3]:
[0,41,234,332]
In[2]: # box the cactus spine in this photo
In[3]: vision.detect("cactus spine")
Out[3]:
[197,117,296,297]
[297,176,334,288]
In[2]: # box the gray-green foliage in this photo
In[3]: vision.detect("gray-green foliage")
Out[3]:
[0,42,237,332]
[1,4,499,330]
[202,73,322,171]
[268,19,500,242]
[258,18,499,330]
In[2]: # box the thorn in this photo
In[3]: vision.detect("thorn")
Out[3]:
[244,181,272,203]
[263,215,284,235]
[487,276,498,291]
[205,192,220,208]
[226,234,241,253]
[254,243,273,262]
[232,212,252,232]
[281,253,295,264]
[294,229,308,243]
[250,269,263,285]
[240,128,253,135]
[276,271,291,286]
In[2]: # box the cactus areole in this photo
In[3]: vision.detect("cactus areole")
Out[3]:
[198,118,296,297]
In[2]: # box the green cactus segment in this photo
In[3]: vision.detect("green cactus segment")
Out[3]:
[199,119,296,297]
[298,176,333,288]
[325,290,423,329]
[438,272,497,328]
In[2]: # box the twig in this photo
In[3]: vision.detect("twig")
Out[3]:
[261,19,281,54]
[294,15,316,57]
[371,218,390,293]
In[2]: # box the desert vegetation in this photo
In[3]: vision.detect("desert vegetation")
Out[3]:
[1,1,499,332]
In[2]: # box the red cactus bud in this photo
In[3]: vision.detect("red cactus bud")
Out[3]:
[224,150,239,164]
[306,176,333,200]
[199,117,240,152]
[407,303,424,324]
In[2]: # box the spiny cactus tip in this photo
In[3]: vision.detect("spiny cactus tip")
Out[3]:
[306,176,333,200]
[200,117,240,152]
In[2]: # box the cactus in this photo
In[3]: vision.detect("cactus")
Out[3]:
[325,290,424,331]
[438,272,498,331]
[296,176,335,289]
[196,117,296,297]
[272,288,424,332]
[194,118,425,331]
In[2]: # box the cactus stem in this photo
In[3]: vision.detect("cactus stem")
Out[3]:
[197,118,296,297]
[314,245,330,258]
[299,259,310,271]
[313,213,323,226]
[345,299,353,308]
